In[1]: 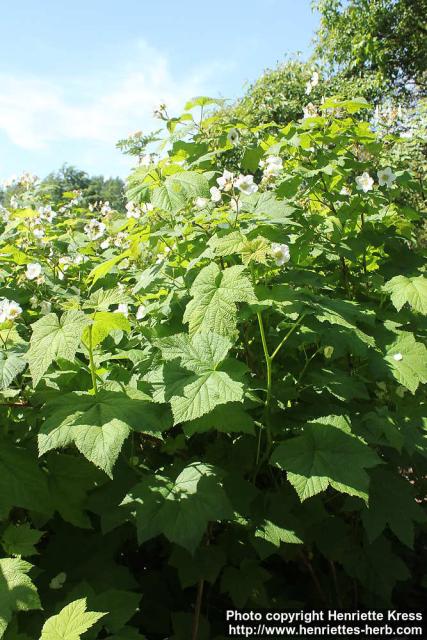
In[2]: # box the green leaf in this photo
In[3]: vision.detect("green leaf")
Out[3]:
[155,332,244,424]
[27,311,90,387]
[0,353,26,390]
[209,232,270,265]
[0,443,51,518]
[122,462,232,553]
[183,263,255,336]
[270,417,381,502]
[320,96,370,114]
[208,231,245,256]
[82,312,131,348]
[1,524,43,557]
[241,192,296,223]
[47,454,107,529]
[241,147,264,173]
[220,559,270,608]
[39,391,169,477]
[183,403,254,436]
[152,171,209,213]
[307,368,369,401]
[92,590,140,634]
[383,275,427,315]
[169,545,226,588]
[40,598,106,640]
[184,96,225,110]
[170,372,243,424]
[83,288,132,312]
[361,467,426,548]
[87,251,130,285]
[341,537,409,602]
[385,333,427,393]
[254,520,302,547]
[0,558,41,639]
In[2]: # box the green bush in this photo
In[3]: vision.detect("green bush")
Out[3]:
[0,95,426,639]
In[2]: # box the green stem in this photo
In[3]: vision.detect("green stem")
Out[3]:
[361,211,367,276]
[88,324,98,395]
[271,313,306,361]
[257,310,272,447]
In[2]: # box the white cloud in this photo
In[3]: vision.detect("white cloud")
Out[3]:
[0,40,224,152]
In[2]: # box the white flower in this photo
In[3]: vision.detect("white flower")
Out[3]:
[19,171,38,187]
[340,185,352,196]
[195,197,208,209]
[141,203,154,214]
[235,174,258,196]
[114,232,129,248]
[115,303,129,317]
[40,301,52,315]
[311,71,319,87]
[84,219,106,240]
[140,154,152,167]
[100,239,111,250]
[393,352,403,362]
[0,299,23,322]
[26,262,42,280]
[262,155,283,178]
[227,128,240,145]
[49,572,67,590]
[303,103,318,119]
[100,201,111,215]
[136,304,147,320]
[355,172,374,193]
[33,227,45,239]
[217,169,235,192]
[377,167,396,188]
[210,186,222,203]
[58,257,70,268]
[126,202,141,219]
[271,242,290,266]
[38,205,56,223]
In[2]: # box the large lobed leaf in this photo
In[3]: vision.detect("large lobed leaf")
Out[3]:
[40,598,106,640]
[183,262,256,336]
[153,332,245,424]
[0,558,40,639]
[27,311,90,387]
[383,275,427,314]
[152,171,209,213]
[122,462,233,553]
[270,416,381,503]
[38,391,171,477]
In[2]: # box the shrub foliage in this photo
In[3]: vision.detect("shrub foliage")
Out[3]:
[0,95,426,638]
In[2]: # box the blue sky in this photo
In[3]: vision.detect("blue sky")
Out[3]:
[0,0,319,180]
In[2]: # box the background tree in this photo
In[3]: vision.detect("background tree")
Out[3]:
[41,164,125,211]
[314,0,427,100]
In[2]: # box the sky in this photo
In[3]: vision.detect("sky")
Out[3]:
[0,0,319,180]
